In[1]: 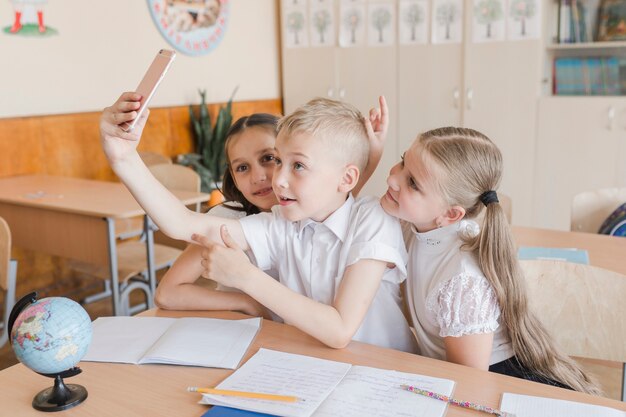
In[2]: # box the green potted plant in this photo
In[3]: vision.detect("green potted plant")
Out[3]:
[177,87,238,197]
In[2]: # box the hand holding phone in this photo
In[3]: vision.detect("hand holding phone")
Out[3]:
[121,49,176,132]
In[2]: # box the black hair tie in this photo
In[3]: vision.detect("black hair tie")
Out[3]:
[479,190,499,206]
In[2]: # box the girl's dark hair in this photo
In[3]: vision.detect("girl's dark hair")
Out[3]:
[220,113,279,215]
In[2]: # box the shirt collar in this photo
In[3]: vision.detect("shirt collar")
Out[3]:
[410,219,480,242]
[296,194,354,242]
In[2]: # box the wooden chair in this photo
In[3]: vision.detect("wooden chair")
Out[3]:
[520,259,626,400]
[571,188,626,233]
[0,217,17,347]
[138,151,172,167]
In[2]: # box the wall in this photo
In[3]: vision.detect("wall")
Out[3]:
[0,0,281,118]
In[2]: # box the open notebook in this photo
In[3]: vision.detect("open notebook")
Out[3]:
[82,316,261,369]
[500,393,626,417]
[199,348,455,417]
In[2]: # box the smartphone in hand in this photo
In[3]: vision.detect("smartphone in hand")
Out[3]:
[121,49,176,132]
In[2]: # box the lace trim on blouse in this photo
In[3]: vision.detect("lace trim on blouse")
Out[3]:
[426,273,501,338]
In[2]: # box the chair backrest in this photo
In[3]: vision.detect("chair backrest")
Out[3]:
[520,259,626,364]
[571,188,626,233]
[149,164,200,193]
[139,151,172,167]
[0,217,11,292]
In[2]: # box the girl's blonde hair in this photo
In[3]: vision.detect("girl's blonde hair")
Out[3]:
[417,127,601,395]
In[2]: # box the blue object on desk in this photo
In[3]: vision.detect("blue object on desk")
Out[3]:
[517,247,589,265]
[202,406,279,417]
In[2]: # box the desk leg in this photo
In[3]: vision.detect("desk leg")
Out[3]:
[104,218,122,316]
[144,215,156,309]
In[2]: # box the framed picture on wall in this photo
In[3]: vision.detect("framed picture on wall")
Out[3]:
[596,0,626,41]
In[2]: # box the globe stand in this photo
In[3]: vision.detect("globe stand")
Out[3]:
[32,371,88,412]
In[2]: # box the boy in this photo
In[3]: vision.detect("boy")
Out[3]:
[100,94,416,352]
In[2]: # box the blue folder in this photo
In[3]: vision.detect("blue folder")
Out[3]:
[517,247,589,265]
[202,406,278,417]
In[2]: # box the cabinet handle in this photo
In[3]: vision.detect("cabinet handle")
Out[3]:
[339,88,346,99]
[453,88,460,109]
[466,88,473,110]
[607,106,615,131]
[327,87,334,98]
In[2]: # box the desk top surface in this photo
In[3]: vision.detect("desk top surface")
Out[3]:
[1,309,624,417]
[0,175,209,218]
[512,225,626,275]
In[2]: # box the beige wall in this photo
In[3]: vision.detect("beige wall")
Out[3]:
[0,0,281,118]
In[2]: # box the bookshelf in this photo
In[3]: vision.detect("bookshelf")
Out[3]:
[545,0,626,97]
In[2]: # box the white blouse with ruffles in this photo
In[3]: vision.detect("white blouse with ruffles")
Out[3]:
[403,220,514,365]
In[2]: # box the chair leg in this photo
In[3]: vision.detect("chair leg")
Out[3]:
[82,281,112,304]
[119,280,152,316]
[0,260,18,348]
[622,362,625,402]
[622,363,626,401]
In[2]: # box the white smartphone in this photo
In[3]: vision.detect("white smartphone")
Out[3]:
[121,49,176,132]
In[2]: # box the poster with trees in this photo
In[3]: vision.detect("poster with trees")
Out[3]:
[368,0,395,46]
[399,0,428,44]
[506,0,540,40]
[309,0,335,47]
[283,0,310,48]
[431,0,463,43]
[339,0,366,47]
[473,0,505,42]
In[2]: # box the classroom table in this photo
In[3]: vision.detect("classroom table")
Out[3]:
[0,175,209,315]
[1,309,625,416]
[512,225,626,275]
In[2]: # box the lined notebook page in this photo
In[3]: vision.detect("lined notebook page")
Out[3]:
[500,393,626,417]
[314,366,454,417]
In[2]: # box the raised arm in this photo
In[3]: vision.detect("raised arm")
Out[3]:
[154,244,271,318]
[193,227,387,348]
[99,92,248,249]
[354,95,388,196]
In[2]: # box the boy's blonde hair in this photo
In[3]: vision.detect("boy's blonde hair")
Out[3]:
[277,98,369,172]
[416,127,601,396]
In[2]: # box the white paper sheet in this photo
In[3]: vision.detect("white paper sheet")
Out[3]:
[200,349,455,417]
[500,393,626,417]
[82,316,261,369]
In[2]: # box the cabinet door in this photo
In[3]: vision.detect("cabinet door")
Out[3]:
[397,44,463,153]
[462,37,541,226]
[533,97,623,230]
[336,47,398,197]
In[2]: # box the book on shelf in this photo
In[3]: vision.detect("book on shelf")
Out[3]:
[557,0,589,43]
[517,247,589,264]
[553,57,621,95]
[82,316,261,369]
[198,348,455,417]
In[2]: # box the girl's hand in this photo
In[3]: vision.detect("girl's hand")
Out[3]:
[192,225,255,290]
[99,92,150,164]
[364,95,389,162]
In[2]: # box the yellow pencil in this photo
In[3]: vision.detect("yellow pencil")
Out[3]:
[187,386,300,403]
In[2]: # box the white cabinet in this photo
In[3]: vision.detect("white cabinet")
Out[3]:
[533,97,626,230]
[280,1,542,220]
[397,7,541,226]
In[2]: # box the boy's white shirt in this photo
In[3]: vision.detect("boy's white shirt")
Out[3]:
[403,220,515,365]
[240,195,418,353]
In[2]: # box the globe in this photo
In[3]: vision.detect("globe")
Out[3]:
[11,296,92,375]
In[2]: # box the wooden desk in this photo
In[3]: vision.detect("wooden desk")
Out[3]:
[0,175,209,315]
[513,226,626,275]
[1,309,624,417]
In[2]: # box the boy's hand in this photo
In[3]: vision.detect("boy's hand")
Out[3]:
[192,226,254,290]
[364,95,389,160]
[99,92,149,164]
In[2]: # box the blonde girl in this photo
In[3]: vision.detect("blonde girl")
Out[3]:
[380,127,600,394]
